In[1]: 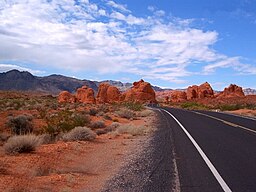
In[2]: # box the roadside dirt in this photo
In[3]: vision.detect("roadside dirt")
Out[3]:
[0,114,156,192]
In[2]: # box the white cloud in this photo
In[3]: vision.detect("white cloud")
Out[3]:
[0,64,45,75]
[106,1,130,13]
[0,0,255,84]
[203,57,256,75]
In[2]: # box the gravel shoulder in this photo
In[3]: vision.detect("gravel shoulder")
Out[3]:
[101,110,179,192]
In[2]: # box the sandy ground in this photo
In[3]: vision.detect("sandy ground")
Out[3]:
[0,114,155,192]
[226,109,256,118]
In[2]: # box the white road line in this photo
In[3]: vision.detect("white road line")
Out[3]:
[162,109,232,192]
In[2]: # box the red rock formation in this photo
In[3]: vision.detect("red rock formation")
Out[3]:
[122,79,157,103]
[58,91,76,103]
[96,83,121,103]
[171,91,187,102]
[187,82,214,100]
[217,84,245,98]
[76,86,95,104]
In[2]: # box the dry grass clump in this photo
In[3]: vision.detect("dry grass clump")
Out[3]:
[116,109,134,119]
[62,127,96,142]
[6,115,33,135]
[4,134,40,154]
[115,124,147,136]
[137,109,153,117]
[90,121,106,129]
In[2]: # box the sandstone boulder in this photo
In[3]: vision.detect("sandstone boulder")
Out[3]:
[76,86,95,104]
[122,79,157,103]
[171,91,187,102]
[187,82,214,100]
[217,84,245,98]
[96,83,121,103]
[58,91,76,103]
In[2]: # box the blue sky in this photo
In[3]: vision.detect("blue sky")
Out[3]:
[0,0,255,90]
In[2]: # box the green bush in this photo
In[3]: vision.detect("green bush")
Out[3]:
[4,135,40,154]
[62,127,96,142]
[45,111,91,133]
[122,102,144,111]
[219,104,243,111]
[7,115,33,135]
[180,102,208,110]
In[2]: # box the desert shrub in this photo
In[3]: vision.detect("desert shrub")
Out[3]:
[7,115,33,135]
[113,118,119,122]
[62,127,96,142]
[4,134,40,154]
[104,114,112,120]
[245,103,256,110]
[116,109,134,119]
[219,104,243,111]
[95,129,108,135]
[122,102,144,111]
[99,104,110,113]
[45,111,91,133]
[180,102,208,110]
[116,124,146,136]
[0,133,10,143]
[138,109,153,117]
[105,122,121,132]
[97,111,105,116]
[90,121,106,129]
[89,108,98,116]
[38,134,53,144]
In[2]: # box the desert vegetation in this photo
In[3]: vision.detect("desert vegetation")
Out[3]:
[0,90,156,191]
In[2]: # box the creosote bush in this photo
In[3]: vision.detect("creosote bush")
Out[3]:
[62,127,96,142]
[4,134,40,154]
[116,109,134,119]
[7,115,33,135]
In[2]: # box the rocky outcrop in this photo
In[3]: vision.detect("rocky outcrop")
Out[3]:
[76,86,95,104]
[58,80,157,104]
[58,91,76,103]
[171,91,187,102]
[217,84,245,98]
[122,79,157,103]
[187,82,214,100]
[96,83,121,103]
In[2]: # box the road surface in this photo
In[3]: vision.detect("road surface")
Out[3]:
[103,107,256,192]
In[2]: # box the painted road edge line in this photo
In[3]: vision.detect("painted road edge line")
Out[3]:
[162,109,232,192]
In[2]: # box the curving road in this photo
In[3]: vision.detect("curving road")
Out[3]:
[159,107,256,192]
[103,107,256,192]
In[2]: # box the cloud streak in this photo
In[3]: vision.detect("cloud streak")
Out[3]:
[0,0,255,83]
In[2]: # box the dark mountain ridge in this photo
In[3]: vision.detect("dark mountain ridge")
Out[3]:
[0,70,255,95]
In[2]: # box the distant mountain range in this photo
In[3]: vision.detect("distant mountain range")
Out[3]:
[0,70,255,95]
[0,70,165,95]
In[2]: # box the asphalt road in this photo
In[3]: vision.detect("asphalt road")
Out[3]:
[103,107,256,192]
[161,107,256,192]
